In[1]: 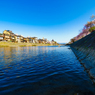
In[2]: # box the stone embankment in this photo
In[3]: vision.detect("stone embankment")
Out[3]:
[70,31,95,83]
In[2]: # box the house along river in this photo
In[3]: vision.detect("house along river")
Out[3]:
[0,46,95,95]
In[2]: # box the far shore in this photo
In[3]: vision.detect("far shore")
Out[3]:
[0,42,59,47]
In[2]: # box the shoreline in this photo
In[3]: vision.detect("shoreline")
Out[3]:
[70,31,95,84]
[70,47,95,84]
[0,42,58,47]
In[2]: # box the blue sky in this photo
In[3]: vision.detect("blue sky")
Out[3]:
[0,0,95,43]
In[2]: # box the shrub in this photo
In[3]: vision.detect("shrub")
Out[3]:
[0,33,3,35]
[89,26,95,32]
[32,45,36,46]
[19,45,26,47]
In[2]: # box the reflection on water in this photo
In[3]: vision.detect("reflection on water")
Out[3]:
[0,46,95,95]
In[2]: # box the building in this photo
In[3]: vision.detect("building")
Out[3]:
[32,37,38,43]
[0,30,53,44]
[16,35,24,43]
[3,30,13,41]
[38,39,43,43]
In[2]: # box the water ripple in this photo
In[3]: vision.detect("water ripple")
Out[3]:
[0,46,95,95]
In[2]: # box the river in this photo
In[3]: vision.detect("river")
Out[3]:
[0,46,95,95]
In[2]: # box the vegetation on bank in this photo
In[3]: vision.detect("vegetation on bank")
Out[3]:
[68,15,95,44]
[0,42,58,47]
[89,26,95,32]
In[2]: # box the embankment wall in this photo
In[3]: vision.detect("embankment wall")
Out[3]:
[70,31,95,83]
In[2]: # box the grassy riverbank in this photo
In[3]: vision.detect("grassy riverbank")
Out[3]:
[0,42,58,47]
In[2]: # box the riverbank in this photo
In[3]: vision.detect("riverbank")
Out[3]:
[70,31,95,84]
[0,42,58,47]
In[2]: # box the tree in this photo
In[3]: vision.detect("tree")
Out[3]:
[89,26,95,32]
[70,38,75,43]
[90,14,95,21]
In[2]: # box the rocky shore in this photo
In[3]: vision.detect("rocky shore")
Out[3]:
[70,31,95,84]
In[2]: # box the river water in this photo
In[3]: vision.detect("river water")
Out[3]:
[0,46,95,95]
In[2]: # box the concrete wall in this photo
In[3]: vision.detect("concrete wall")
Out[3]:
[70,31,95,83]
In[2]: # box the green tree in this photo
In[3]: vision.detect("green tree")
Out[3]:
[89,26,95,32]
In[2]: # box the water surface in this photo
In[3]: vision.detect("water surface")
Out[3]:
[0,46,95,95]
